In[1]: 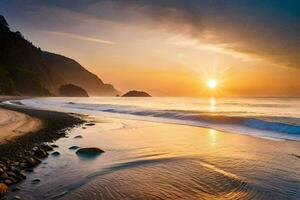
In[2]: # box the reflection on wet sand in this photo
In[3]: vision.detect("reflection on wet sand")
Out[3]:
[11,116,300,200]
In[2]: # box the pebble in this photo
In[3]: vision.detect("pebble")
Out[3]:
[51,151,61,157]
[69,146,80,150]
[33,148,48,158]
[31,179,40,184]
[1,173,9,180]
[4,179,12,185]
[74,135,83,139]
[13,195,22,200]
[40,144,54,152]
[0,183,8,199]
[85,123,95,126]
[25,157,41,168]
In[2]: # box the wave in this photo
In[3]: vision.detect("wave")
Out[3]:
[7,100,300,141]
[60,102,300,141]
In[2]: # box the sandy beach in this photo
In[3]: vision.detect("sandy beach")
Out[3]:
[0,107,42,144]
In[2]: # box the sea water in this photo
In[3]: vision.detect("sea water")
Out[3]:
[4,97,300,200]
[16,97,300,141]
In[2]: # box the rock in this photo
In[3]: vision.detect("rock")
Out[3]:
[18,171,26,179]
[13,196,22,200]
[50,144,59,148]
[32,179,40,184]
[58,84,89,97]
[51,152,60,157]
[33,148,48,158]
[0,168,4,176]
[9,166,20,173]
[20,163,27,168]
[74,135,83,139]
[12,162,20,167]
[122,90,151,97]
[25,157,41,168]
[4,179,12,185]
[69,146,80,150]
[0,183,8,199]
[76,148,104,158]
[40,144,54,152]
[7,171,17,179]
[0,173,8,180]
[85,123,95,126]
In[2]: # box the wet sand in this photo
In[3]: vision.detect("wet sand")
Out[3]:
[0,99,85,199]
[0,107,42,144]
[8,114,300,200]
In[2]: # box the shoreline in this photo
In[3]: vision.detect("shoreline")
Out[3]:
[0,101,86,199]
[0,98,299,199]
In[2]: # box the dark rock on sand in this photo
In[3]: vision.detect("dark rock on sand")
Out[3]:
[31,179,40,184]
[291,154,300,159]
[76,148,104,158]
[25,157,41,168]
[74,135,83,139]
[69,146,80,150]
[13,195,21,200]
[50,144,59,148]
[40,144,54,152]
[32,147,48,159]
[0,168,4,176]
[7,172,16,179]
[85,123,95,126]
[0,173,8,180]
[4,179,12,185]
[51,152,60,157]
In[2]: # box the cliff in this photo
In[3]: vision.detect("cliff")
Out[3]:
[0,15,118,96]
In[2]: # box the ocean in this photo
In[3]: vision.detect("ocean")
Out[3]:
[16,97,300,141]
[5,97,300,199]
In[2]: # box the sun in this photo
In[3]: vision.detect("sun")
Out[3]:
[207,79,218,89]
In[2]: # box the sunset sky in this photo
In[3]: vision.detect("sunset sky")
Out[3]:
[1,0,300,97]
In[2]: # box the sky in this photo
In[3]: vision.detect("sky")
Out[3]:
[1,0,300,97]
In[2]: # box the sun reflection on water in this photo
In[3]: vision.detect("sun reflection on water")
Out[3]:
[209,129,218,147]
[209,97,217,112]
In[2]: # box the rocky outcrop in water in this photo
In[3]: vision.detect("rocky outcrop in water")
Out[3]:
[122,90,151,97]
[58,84,89,97]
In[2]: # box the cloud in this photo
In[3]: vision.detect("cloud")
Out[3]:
[2,0,300,68]
[115,0,300,68]
[42,30,115,44]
